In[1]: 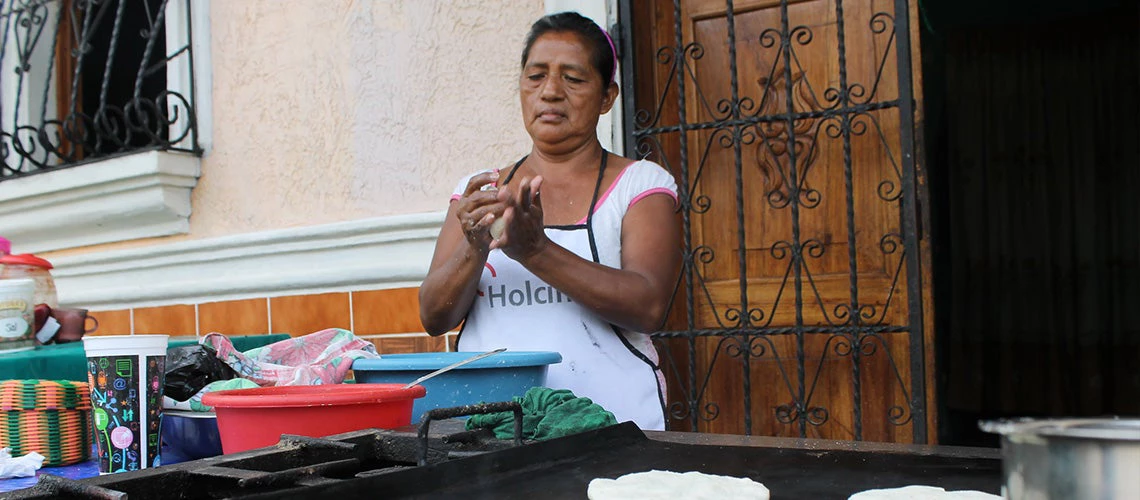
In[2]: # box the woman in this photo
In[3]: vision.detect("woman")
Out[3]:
[419,12,681,430]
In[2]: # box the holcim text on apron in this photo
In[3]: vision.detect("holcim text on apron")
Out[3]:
[482,281,573,308]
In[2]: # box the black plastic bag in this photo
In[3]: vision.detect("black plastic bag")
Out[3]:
[164,343,239,401]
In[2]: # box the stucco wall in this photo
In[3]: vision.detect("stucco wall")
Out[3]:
[192,0,542,238]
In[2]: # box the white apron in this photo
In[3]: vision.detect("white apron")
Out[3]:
[457,155,666,430]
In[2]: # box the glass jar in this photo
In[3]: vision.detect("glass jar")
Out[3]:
[0,254,59,308]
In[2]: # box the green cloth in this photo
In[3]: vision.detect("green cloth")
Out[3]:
[189,378,260,411]
[0,334,290,382]
[465,387,618,441]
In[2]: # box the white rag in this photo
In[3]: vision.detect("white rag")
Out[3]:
[0,447,45,479]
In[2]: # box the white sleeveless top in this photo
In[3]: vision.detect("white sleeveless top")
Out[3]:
[449,159,678,430]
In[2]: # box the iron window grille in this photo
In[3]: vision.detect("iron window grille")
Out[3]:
[0,0,199,182]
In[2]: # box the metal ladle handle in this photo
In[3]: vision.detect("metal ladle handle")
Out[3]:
[401,348,507,389]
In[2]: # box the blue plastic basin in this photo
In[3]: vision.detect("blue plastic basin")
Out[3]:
[351,351,562,423]
[160,410,223,464]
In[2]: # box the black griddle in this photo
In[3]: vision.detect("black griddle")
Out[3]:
[9,415,1001,499]
[261,422,1002,499]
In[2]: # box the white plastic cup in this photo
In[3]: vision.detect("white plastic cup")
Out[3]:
[0,279,36,354]
[82,334,169,473]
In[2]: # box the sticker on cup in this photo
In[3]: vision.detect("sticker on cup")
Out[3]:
[0,316,29,338]
[0,279,35,353]
[111,426,134,449]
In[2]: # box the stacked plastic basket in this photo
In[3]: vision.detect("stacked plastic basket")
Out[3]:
[0,380,92,466]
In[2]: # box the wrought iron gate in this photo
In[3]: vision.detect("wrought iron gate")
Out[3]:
[617,0,928,443]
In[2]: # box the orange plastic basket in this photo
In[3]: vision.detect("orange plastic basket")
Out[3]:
[0,379,92,466]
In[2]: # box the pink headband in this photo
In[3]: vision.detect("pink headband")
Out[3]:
[599,23,617,83]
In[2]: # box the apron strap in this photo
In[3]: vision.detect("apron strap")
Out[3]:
[587,154,667,422]
[500,150,609,265]
[584,152,608,263]
[500,156,528,186]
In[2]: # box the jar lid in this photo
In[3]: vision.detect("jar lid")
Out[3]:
[0,253,53,270]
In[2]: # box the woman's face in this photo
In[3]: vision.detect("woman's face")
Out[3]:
[520,31,618,151]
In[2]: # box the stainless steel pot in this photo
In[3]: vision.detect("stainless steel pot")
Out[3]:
[980,418,1140,499]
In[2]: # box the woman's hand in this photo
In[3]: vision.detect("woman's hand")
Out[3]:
[420,169,508,335]
[455,171,505,252]
[491,175,548,261]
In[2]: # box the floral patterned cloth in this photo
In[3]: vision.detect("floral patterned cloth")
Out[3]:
[162,329,380,411]
[202,329,379,386]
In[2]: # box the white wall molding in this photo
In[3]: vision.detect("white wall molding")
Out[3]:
[0,150,201,254]
[50,211,447,310]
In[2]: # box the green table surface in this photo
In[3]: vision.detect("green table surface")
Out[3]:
[0,334,290,382]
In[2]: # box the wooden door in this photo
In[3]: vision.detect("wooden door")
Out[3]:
[625,0,934,443]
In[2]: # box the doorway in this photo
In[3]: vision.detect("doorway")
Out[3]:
[920,0,1139,446]
[623,0,1138,445]
[623,0,933,443]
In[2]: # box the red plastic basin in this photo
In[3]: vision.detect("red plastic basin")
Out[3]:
[201,383,426,454]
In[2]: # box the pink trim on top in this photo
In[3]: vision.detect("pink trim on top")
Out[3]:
[629,188,679,210]
[450,194,461,201]
[574,163,633,225]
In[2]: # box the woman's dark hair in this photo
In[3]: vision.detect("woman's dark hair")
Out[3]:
[521,12,616,86]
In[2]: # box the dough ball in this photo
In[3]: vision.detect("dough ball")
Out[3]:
[588,470,769,500]
[848,485,1001,500]
[490,217,507,240]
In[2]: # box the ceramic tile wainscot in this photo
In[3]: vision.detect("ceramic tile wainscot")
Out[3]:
[89,309,130,336]
[134,304,196,336]
[364,335,448,355]
[85,288,457,354]
[352,288,423,334]
[199,298,270,335]
[270,292,352,336]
